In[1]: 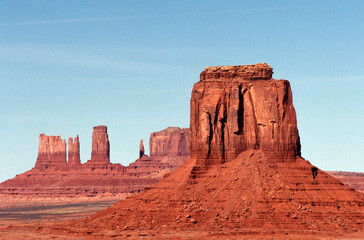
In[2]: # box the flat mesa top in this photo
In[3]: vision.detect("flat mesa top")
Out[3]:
[200,63,273,82]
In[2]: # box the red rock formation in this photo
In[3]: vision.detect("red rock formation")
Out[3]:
[35,134,67,170]
[190,63,300,168]
[149,127,189,167]
[0,126,188,198]
[68,135,81,168]
[51,64,363,238]
[139,139,145,158]
[90,125,110,164]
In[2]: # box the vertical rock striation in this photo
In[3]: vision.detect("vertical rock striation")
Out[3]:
[90,125,110,164]
[68,135,81,168]
[35,134,67,170]
[190,63,301,168]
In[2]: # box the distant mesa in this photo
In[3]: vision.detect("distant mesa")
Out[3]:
[0,126,189,198]
[149,127,189,168]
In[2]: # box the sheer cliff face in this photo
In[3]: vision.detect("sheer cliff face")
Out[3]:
[149,127,190,157]
[190,63,301,167]
[35,134,67,170]
[90,125,110,164]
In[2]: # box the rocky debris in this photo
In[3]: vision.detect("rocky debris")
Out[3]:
[68,135,81,169]
[35,134,67,170]
[139,139,145,158]
[90,125,110,164]
[149,127,189,168]
[57,64,364,237]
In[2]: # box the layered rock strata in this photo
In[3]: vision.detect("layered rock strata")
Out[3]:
[35,134,67,170]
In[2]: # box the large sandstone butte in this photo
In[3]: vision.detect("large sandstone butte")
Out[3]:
[190,64,301,180]
[0,126,189,198]
[51,63,363,238]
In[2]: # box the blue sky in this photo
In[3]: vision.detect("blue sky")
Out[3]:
[0,0,363,182]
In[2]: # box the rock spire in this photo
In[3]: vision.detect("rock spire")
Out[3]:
[68,135,81,168]
[90,125,110,164]
[139,139,145,158]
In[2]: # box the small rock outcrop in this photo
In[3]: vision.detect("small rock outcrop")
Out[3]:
[35,134,67,170]
[68,135,81,168]
[139,139,145,158]
[90,125,110,164]
[190,63,300,168]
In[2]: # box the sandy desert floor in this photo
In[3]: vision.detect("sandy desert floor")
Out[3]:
[0,196,121,239]
[0,196,363,239]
